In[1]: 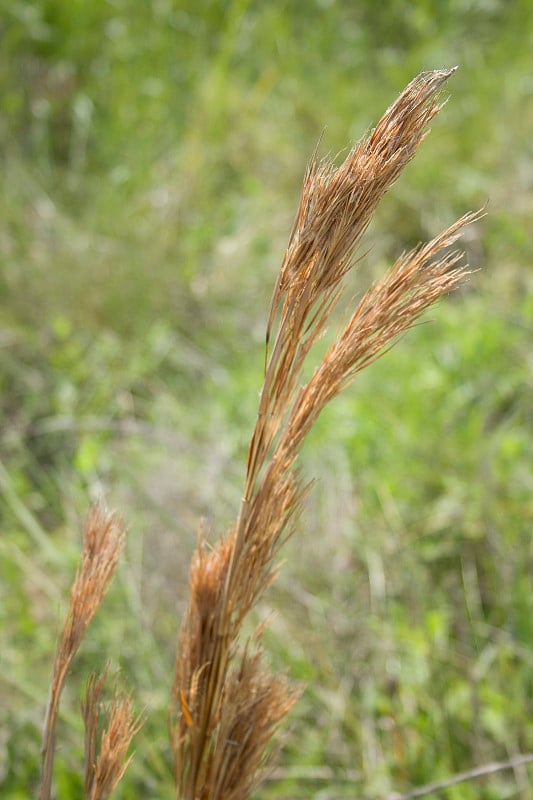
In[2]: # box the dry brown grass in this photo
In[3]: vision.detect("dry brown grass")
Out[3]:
[39,506,127,800]
[169,68,482,800]
[37,68,484,800]
[82,668,142,800]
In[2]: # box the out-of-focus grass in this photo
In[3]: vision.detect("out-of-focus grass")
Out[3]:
[1,1,532,797]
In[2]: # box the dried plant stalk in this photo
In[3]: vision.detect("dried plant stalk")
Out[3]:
[39,506,126,800]
[170,68,481,800]
[82,668,142,800]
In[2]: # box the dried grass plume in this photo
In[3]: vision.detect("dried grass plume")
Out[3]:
[39,506,127,800]
[170,68,482,800]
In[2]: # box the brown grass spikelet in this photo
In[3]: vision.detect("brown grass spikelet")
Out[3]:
[170,68,482,800]
[82,669,142,800]
[279,212,482,449]
[39,505,126,800]
[208,650,299,800]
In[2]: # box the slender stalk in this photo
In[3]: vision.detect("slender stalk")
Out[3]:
[385,754,533,800]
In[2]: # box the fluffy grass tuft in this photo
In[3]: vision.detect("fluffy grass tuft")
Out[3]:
[82,668,142,800]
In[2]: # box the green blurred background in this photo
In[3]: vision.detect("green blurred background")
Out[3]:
[1,1,532,797]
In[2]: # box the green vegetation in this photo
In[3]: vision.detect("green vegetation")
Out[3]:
[1,1,532,797]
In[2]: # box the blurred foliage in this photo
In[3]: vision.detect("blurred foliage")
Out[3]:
[1,1,532,798]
